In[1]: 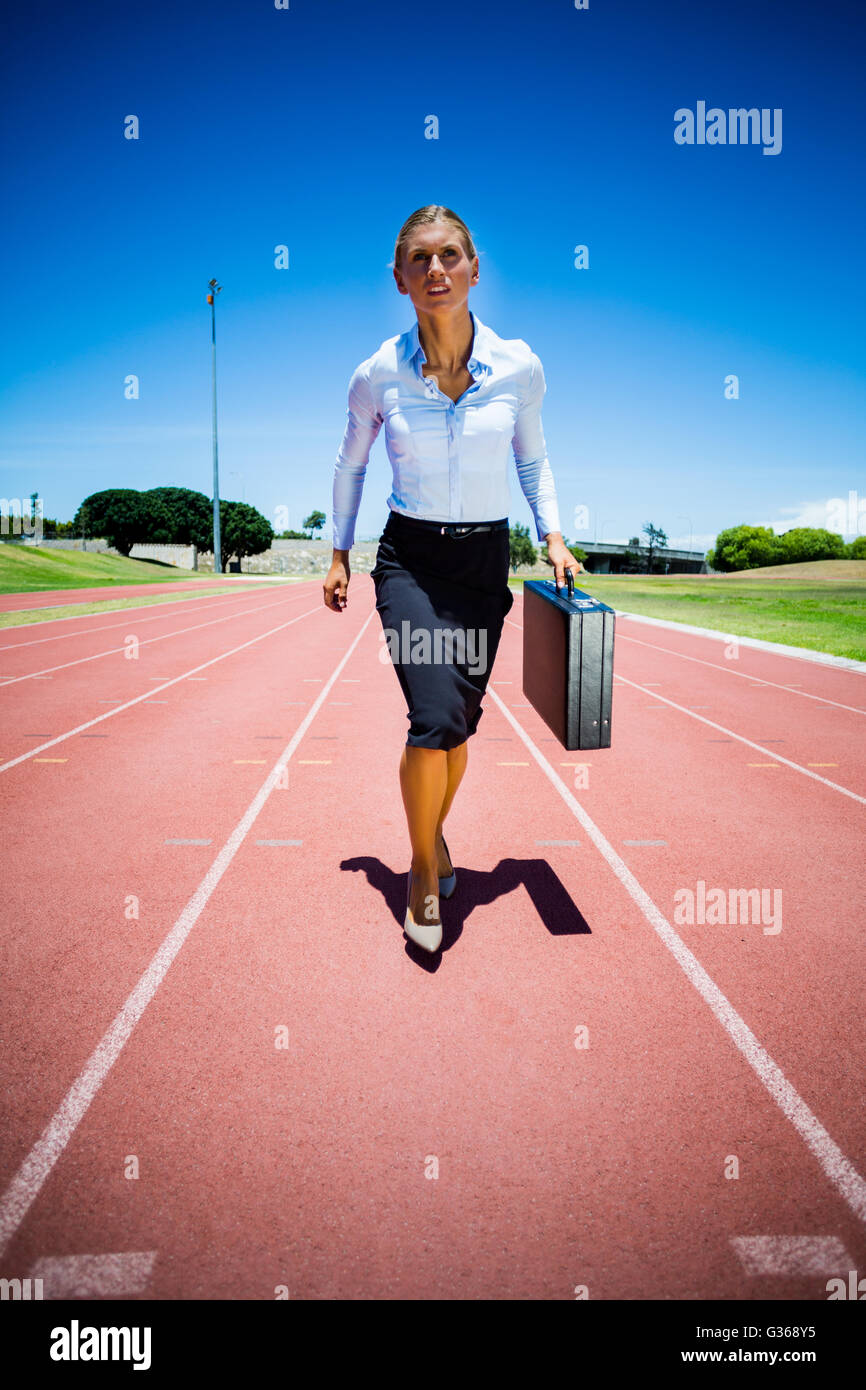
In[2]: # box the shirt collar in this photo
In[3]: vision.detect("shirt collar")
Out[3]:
[401,308,491,374]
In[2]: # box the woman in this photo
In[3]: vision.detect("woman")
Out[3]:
[324,205,576,955]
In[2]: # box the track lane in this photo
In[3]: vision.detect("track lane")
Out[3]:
[0,578,276,614]
[0,575,863,1298]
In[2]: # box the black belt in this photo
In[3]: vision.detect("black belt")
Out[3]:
[439,521,508,538]
[389,512,509,539]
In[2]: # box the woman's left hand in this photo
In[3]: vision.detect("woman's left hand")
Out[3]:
[546,534,580,592]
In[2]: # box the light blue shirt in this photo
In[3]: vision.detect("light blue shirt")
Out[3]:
[332,309,562,550]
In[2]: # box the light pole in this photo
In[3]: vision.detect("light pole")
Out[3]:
[207,279,223,572]
[598,520,616,574]
[676,513,694,570]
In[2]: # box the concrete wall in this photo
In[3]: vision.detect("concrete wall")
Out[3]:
[7,536,113,552]
[5,534,557,578]
[5,536,198,568]
[129,543,197,569]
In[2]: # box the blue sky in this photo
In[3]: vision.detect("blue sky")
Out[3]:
[2,0,864,553]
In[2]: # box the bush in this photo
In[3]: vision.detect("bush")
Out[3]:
[709,525,782,572]
[775,527,846,564]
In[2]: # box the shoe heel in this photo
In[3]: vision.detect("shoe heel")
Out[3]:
[404,868,443,953]
[438,834,457,899]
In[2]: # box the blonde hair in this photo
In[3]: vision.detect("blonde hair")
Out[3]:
[392,205,478,275]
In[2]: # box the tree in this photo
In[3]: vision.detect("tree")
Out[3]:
[709,525,782,572]
[73,489,172,556]
[847,536,866,559]
[509,522,538,572]
[145,487,213,550]
[642,522,668,575]
[40,517,75,539]
[303,510,326,539]
[218,500,274,571]
[622,536,643,571]
[775,527,846,564]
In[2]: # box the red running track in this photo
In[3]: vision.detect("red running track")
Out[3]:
[0,575,864,1300]
[0,577,279,614]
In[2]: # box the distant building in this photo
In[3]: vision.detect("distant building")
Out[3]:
[577,541,709,576]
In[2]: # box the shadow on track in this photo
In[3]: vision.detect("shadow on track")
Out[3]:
[341,856,591,970]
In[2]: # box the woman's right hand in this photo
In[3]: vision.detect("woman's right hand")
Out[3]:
[324,555,350,612]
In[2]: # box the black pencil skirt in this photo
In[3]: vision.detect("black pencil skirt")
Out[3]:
[370,509,515,751]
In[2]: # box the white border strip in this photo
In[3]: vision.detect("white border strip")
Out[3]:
[730,1235,852,1277]
[30,1250,157,1298]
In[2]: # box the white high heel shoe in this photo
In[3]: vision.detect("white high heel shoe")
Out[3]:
[438,833,457,899]
[404,869,443,953]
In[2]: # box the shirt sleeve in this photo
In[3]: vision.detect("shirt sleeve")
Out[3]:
[332,362,383,550]
[511,351,562,542]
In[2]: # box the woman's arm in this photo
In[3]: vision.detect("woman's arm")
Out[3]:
[326,363,382,611]
[332,362,383,553]
[512,355,578,589]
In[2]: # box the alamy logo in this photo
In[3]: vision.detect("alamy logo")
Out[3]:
[826,1271,866,1299]
[1,497,43,540]
[673,880,782,934]
[379,620,488,676]
[0,1277,43,1299]
[674,101,782,155]
[49,1320,152,1371]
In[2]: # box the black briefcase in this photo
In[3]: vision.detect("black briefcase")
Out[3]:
[522,573,615,749]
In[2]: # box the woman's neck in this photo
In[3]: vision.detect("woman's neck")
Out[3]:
[417,306,474,373]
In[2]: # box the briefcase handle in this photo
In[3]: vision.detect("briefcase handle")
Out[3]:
[563,568,575,600]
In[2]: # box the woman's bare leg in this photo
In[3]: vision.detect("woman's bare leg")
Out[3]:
[400,741,470,923]
[400,746,447,923]
[435,741,468,860]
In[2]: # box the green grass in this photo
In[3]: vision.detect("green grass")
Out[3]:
[0,586,269,629]
[509,569,866,661]
[0,545,222,594]
[0,545,301,628]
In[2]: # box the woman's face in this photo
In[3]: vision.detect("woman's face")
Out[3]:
[394,222,478,313]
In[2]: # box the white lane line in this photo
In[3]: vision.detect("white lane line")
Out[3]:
[509,590,866,674]
[612,674,866,806]
[0,588,269,649]
[616,633,866,715]
[505,602,866,715]
[0,607,376,1260]
[0,581,289,623]
[0,589,307,687]
[507,611,863,803]
[730,1236,853,1277]
[30,1250,157,1298]
[613,611,866,673]
[486,684,866,1228]
[0,604,323,775]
